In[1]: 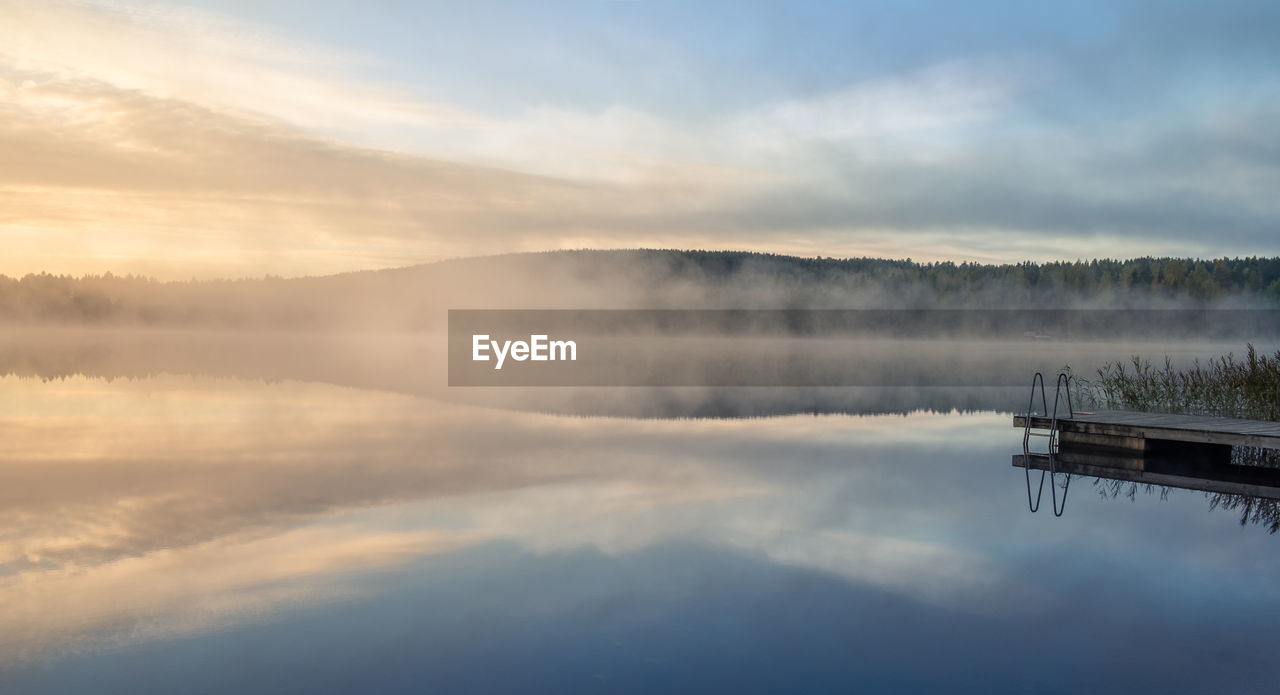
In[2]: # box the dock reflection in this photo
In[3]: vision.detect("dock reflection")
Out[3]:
[1013,448,1280,532]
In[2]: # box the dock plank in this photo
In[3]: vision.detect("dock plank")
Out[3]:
[1013,409,1280,449]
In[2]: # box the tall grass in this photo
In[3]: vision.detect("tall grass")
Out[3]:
[1072,344,1280,421]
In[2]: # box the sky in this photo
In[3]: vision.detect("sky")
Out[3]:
[2,0,1279,279]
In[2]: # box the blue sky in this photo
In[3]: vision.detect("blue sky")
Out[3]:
[2,0,1279,277]
[173,1,1275,119]
[182,1,1115,114]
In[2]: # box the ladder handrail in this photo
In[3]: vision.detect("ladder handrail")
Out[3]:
[1023,372,1048,512]
[1023,372,1047,450]
[1024,371,1074,516]
[1049,372,1074,435]
[1025,457,1046,513]
[1047,372,1074,515]
[1051,471,1070,517]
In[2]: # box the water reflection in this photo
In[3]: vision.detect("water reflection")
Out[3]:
[1016,448,1280,534]
[1,375,1016,668]
[4,360,1280,691]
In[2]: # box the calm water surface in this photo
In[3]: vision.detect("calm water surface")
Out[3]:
[2,335,1278,693]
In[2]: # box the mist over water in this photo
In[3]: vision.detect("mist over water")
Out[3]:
[2,325,1274,417]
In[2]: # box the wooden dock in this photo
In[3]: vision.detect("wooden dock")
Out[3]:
[1013,409,1280,451]
[1012,406,1280,512]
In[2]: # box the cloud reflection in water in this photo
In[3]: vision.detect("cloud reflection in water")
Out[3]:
[0,375,1017,665]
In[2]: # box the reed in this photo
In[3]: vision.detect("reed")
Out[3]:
[1072,344,1280,421]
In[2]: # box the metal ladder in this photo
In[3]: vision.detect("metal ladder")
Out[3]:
[1023,372,1074,516]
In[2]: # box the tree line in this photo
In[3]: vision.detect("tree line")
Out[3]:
[613,250,1280,302]
[3,251,1280,325]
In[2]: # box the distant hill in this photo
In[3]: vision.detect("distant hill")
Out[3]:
[3,249,1279,329]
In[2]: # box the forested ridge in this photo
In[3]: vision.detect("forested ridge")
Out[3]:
[3,250,1279,326]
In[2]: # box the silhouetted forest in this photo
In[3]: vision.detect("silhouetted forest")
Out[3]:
[3,250,1280,328]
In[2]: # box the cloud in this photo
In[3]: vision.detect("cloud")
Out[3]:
[5,59,1280,278]
[3,0,484,136]
[0,522,483,665]
[725,106,1280,248]
[0,68,662,276]
[726,57,1032,146]
[3,0,1280,277]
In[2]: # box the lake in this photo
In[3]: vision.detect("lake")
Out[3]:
[2,331,1278,693]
